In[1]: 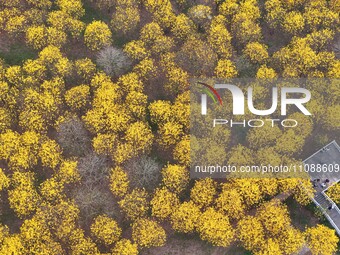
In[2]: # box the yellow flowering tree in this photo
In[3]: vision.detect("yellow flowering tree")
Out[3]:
[326,183,340,203]
[157,121,184,148]
[64,85,90,112]
[132,218,166,248]
[171,14,195,40]
[8,171,41,218]
[173,136,190,166]
[118,188,149,220]
[149,100,172,125]
[282,11,305,35]
[161,164,189,194]
[57,0,85,19]
[84,21,112,51]
[109,166,130,197]
[305,225,339,255]
[190,178,217,208]
[215,59,238,78]
[40,177,65,202]
[111,4,140,35]
[257,200,291,236]
[124,121,154,156]
[39,139,62,169]
[26,25,47,50]
[124,40,149,61]
[90,215,122,245]
[243,42,269,64]
[188,5,212,30]
[0,168,10,191]
[151,187,180,220]
[238,215,265,251]
[74,58,96,81]
[111,239,138,255]
[216,188,245,220]
[197,207,235,247]
[256,65,277,78]
[143,0,175,28]
[170,201,201,233]
[56,159,80,184]
[208,15,232,58]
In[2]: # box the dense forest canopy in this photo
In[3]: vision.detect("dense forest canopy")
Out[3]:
[0,0,339,254]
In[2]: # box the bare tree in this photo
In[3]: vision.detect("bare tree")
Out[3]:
[74,185,120,222]
[124,155,161,191]
[73,153,121,224]
[77,152,109,185]
[56,116,91,157]
[96,46,131,77]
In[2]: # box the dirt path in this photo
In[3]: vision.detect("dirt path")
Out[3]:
[274,192,291,201]
[0,32,10,53]
[211,246,226,255]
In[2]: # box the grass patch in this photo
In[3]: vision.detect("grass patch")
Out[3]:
[0,43,36,65]
[82,1,110,24]
[113,32,130,48]
[285,196,319,230]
